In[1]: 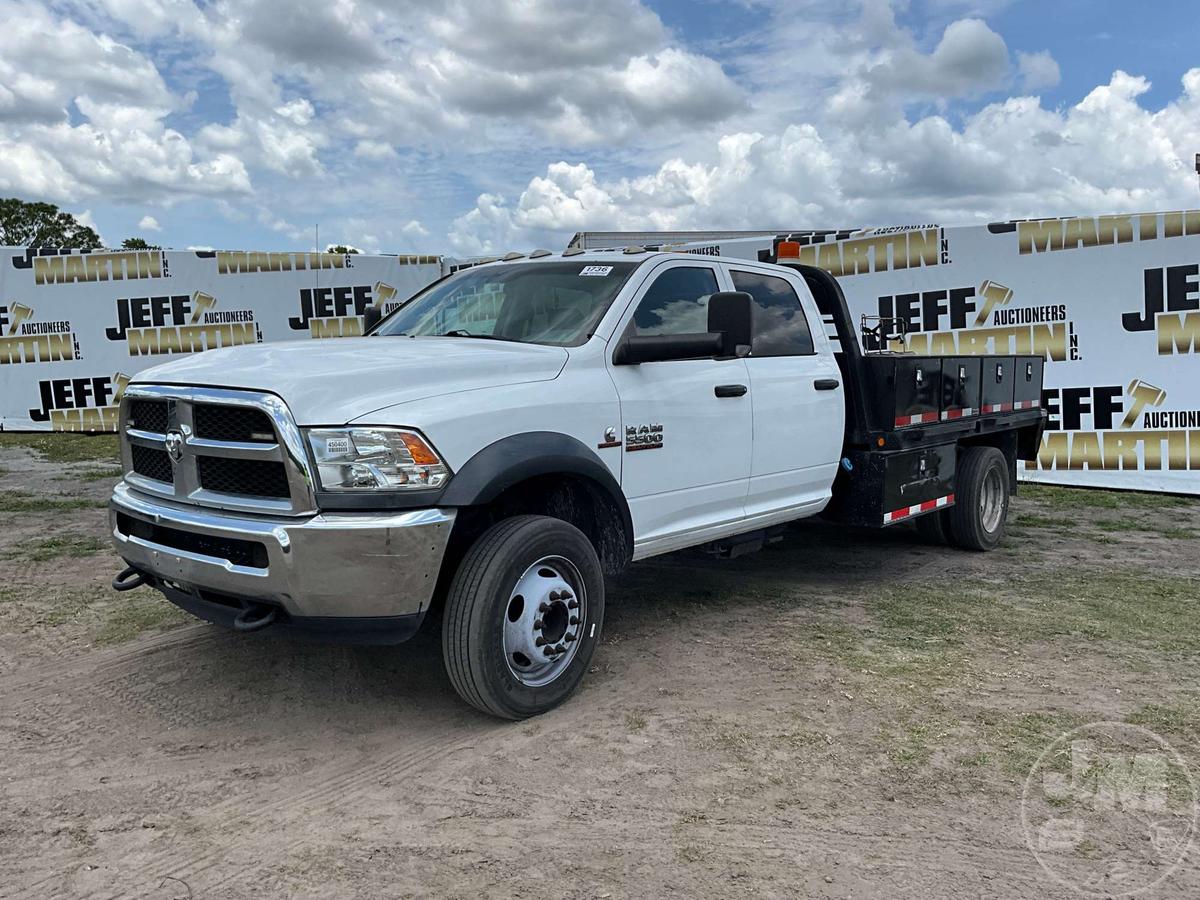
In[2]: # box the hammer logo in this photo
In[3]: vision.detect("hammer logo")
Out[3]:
[975,280,1013,327]
[1122,379,1166,429]
[189,291,217,324]
[6,302,34,335]
[113,372,131,403]
[373,281,397,310]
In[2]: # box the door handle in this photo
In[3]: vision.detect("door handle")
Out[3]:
[814,378,840,391]
[714,384,748,398]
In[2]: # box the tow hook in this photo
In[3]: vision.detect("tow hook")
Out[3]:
[112,566,148,592]
[233,603,278,633]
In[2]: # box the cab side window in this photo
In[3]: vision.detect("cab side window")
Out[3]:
[629,267,719,337]
[731,270,815,356]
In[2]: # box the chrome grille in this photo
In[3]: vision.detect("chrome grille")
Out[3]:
[119,385,316,516]
[128,399,169,434]
[197,456,290,498]
[131,444,173,483]
[194,404,275,443]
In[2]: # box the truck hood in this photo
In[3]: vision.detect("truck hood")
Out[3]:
[133,336,569,425]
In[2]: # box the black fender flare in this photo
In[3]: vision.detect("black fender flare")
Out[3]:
[440,431,633,563]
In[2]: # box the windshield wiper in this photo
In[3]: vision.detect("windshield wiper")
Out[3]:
[438,330,523,343]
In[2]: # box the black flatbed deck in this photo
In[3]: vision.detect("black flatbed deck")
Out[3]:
[780,263,1047,529]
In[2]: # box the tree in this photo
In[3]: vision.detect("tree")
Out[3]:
[122,237,161,250]
[326,244,360,254]
[0,198,101,248]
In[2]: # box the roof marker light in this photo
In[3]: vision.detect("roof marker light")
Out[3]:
[622,246,647,254]
[502,251,526,261]
[562,247,585,256]
[529,248,553,258]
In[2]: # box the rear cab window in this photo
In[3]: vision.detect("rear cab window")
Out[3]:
[731,269,815,356]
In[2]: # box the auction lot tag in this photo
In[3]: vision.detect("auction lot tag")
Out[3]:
[580,265,613,276]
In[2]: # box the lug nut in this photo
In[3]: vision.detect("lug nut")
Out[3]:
[555,643,566,654]
[534,618,544,630]
[538,602,550,612]
[564,634,576,643]
[548,590,561,601]
[535,636,546,647]
[543,647,556,657]
[568,599,579,610]
[569,615,579,625]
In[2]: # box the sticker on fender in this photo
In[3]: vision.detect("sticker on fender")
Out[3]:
[580,265,613,276]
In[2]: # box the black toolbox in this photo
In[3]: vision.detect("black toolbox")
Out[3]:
[862,355,941,429]
[939,356,982,421]
[980,356,1016,413]
[1013,355,1044,410]
[828,444,957,526]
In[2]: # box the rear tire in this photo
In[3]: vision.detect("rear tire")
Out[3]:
[442,515,604,719]
[948,446,1010,551]
[914,509,952,545]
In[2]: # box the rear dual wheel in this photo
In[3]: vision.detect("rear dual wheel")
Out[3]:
[442,515,604,719]
[914,446,1009,551]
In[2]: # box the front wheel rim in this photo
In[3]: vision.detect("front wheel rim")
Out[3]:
[980,466,1006,533]
[502,555,587,688]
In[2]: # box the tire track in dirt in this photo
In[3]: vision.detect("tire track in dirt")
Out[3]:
[96,723,487,899]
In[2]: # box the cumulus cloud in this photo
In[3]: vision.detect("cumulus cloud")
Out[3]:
[138,214,161,230]
[5,0,1198,259]
[450,68,1200,253]
[0,1,250,203]
[1017,49,1062,90]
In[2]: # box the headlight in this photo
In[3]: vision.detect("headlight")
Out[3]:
[306,427,450,491]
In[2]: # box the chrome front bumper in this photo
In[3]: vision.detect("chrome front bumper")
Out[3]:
[110,481,455,622]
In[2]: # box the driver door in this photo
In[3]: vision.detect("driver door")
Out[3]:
[606,261,752,554]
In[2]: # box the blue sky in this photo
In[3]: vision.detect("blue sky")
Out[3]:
[0,0,1196,255]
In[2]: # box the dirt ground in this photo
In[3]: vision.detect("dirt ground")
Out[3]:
[2,433,1199,899]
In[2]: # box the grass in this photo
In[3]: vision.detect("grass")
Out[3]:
[2,535,108,562]
[10,583,189,644]
[0,432,119,463]
[869,572,1200,655]
[1021,483,1193,511]
[94,595,191,645]
[885,717,955,770]
[1011,512,1074,529]
[1126,695,1200,738]
[78,467,124,482]
[1092,518,1198,539]
[0,491,108,513]
[971,711,1088,776]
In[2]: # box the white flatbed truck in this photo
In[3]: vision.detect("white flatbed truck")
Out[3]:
[110,250,1044,718]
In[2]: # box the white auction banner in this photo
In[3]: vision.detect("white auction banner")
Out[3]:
[672,211,1200,494]
[0,247,442,432]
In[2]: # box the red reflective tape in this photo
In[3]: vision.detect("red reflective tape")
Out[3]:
[982,402,1013,414]
[941,407,978,420]
[894,412,938,427]
[883,492,955,525]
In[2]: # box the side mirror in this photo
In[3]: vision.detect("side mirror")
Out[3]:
[613,332,724,365]
[362,306,383,334]
[707,291,753,357]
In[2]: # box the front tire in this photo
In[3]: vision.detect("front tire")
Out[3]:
[947,446,1010,551]
[442,515,605,719]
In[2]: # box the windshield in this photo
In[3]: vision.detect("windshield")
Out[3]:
[374,261,640,346]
